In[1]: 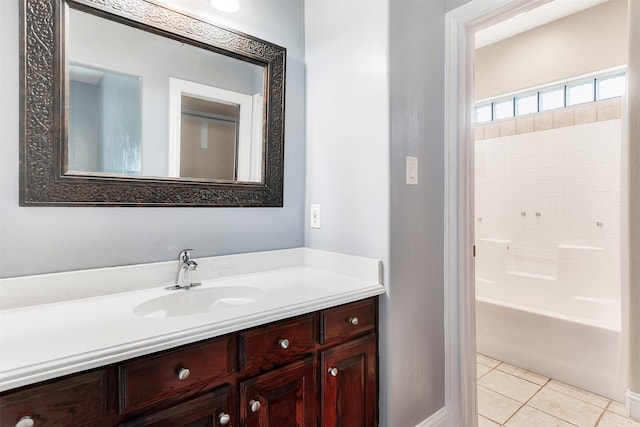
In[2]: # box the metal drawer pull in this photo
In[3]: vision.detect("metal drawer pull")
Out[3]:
[348,317,359,325]
[278,338,290,349]
[249,399,261,412]
[328,367,339,377]
[218,412,231,425]
[16,417,34,427]
[177,367,191,381]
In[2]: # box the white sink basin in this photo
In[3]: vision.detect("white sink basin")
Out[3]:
[133,286,264,318]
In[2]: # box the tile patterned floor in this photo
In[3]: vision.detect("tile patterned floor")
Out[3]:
[477,353,640,427]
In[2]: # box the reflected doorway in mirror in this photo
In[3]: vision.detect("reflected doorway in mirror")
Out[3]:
[168,78,264,183]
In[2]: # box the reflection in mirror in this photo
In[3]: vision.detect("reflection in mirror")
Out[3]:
[67,6,265,182]
[68,64,143,175]
[180,96,239,181]
[168,78,264,182]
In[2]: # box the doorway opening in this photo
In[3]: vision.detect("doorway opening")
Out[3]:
[474,3,629,425]
[444,0,636,426]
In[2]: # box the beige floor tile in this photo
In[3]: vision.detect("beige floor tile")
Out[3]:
[479,370,542,403]
[547,380,611,408]
[608,401,629,417]
[478,385,522,424]
[478,363,492,379]
[506,405,575,427]
[529,387,604,427]
[479,415,501,427]
[597,411,640,427]
[497,363,549,386]
[478,353,501,368]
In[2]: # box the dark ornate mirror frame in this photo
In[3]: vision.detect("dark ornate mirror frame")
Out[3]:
[19,0,286,207]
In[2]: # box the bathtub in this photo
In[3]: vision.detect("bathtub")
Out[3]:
[476,244,626,401]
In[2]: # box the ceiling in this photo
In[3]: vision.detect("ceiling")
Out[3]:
[475,0,611,48]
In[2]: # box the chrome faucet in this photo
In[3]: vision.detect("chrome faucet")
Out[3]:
[166,249,201,290]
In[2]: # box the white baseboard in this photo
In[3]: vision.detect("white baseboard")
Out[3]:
[627,389,640,420]
[416,407,449,427]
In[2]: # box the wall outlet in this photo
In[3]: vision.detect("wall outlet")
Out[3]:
[406,156,418,185]
[310,204,321,228]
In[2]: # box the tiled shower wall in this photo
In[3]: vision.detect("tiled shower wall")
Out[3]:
[475,98,623,301]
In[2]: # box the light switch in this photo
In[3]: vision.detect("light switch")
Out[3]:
[310,204,321,228]
[406,156,418,185]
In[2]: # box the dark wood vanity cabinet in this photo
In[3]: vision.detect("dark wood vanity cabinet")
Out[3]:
[118,385,233,427]
[0,297,378,427]
[240,358,316,427]
[320,335,377,427]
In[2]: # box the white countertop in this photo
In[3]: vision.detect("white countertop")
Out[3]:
[0,248,384,392]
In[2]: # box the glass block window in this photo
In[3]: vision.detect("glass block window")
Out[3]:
[493,99,514,120]
[567,80,595,106]
[539,87,565,111]
[515,93,538,116]
[474,71,625,123]
[597,73,626,100]
[476,104,492,124]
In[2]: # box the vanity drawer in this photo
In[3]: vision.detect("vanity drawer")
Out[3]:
[239,314,316,373]
[119,336,235,414]
[0,370,106,427]
[118,384,233,427]
[320,298,376,344]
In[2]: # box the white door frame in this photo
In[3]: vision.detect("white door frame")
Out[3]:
[443,1,555,426]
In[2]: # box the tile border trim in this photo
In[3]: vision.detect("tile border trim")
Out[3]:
[475,98,622,140]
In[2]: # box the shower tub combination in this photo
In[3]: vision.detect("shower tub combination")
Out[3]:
[475,238,625,401]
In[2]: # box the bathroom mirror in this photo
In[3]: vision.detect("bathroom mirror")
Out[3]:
[20,0,286,206]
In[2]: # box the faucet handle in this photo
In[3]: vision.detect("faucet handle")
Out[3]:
[179,249,194,263]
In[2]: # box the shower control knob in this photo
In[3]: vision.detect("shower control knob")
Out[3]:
[177,367,191,381]
[15,417,34,427]
[278,338,290,349]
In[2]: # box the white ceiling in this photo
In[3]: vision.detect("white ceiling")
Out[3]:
[475,0,611,48]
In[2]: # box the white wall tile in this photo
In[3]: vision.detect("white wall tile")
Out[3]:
[475,119,623,298]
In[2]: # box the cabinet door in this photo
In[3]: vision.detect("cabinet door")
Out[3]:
[240,357,316,427]
[320,334,377,427]
[0,370,106,427]
[118,384,233,427]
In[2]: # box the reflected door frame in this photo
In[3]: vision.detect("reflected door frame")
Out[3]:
[167,77,262,181]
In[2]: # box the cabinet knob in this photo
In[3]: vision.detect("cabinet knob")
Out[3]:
[15,417,35,427]
[328,367,339,377]
[348,317,359,325]
[218,412,231,425]
[249,399,261,412]
[177,367,191,381]
[278,338,290,349]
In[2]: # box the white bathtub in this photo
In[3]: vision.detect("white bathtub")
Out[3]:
[476,274,626,401]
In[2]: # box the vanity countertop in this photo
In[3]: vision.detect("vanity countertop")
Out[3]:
[0,248,384,392]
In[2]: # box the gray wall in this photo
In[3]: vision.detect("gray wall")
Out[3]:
[0,0,306,277]
[305,0,448,425]
[388,0,447,423]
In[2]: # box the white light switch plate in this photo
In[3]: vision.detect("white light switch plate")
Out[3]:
[406,156,418,185]
[310,204,321,228]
